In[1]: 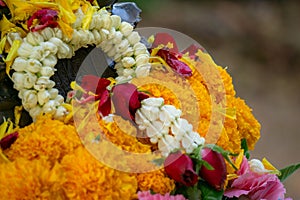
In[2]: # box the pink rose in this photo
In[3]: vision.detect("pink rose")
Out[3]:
[164,151,198,187]
[224,157,290,200]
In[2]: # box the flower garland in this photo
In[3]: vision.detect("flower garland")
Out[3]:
[0,1,299,200]
[6,2,150,121]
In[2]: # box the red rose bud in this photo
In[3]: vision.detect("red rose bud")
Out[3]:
[199,148,227,190]
[112,83,148,121]
[27,9,58,32]
[0,132,19,150]
[164,151,198,186]
[156,49,192,77]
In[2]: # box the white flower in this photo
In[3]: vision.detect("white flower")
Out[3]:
[127,31,141,45]
[78,30,90,45]
[159,105,182,126]
[42,100,58,114]
[12,72,37,90]
[99,29,110,41]
[140,105,160,121]
[146,121,165,138]
[18,42,33,58]
[121,47,134,57]
[29,106,42,120]
[123,69,135,77]
[133,42,148,56]
[37,90,51,105]
[49,37,73,58]
[26,31,44,46]
[115,39,129,53]
[135,109,150,129]
[22,90,38,110]
[54,106,67,119]
[40,66,55,77]
[70,30,82,45]
[42,55,58,68]
[112,31,123,44]
[90,14,104,30]
[30,46,51,60]
[142,97,164,107]
[40,42,58,55]
[53,28,63,39]
[135,64,151,77]
[111,15,121,29]
[158,135,179,157]
[92,29,102,45]
[26,59,42,73]
[107,27,116,40]
[54,95,64,104]
[107,47,117,58]
[120,22,133,37]
[12,57,27,72]
[122,57,135,68]
[40,27,55,40]
[99,40,113,53]
[135,54,149,66]
[102,15,112,30]
[48,88,59,99]
[35,76,55,90]
[249,159,270,174]
[73,8,84,29]
[18,89,26,99]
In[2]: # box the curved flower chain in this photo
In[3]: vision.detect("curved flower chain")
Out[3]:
[135,97,205,157]
[10,8,151,120]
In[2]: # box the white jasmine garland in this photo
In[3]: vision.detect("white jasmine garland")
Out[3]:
[11,7,151,120]
[135,97,206,157]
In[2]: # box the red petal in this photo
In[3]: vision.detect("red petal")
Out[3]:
[164,151,198,186]
[0,132,19,150]
[199,148,227,190]
[98,90,111,117]
[152,33,179,53]
[157,49,192,77]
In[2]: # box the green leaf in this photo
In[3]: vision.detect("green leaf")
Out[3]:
[186,185,202,200]
[278,163,300,182]
[199,181,223,200]
[201,160,214,170]
[241,138,250,159]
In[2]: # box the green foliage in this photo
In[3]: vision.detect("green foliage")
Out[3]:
[199,181,223,200]
[278,162,300,182]
[241,138,250,159]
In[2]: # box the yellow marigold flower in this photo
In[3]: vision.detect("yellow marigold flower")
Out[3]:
[234,97,261,150]
[0,158,66,199]
[136,169,175,195]
[5,115,82,165]
[61,147,138,200]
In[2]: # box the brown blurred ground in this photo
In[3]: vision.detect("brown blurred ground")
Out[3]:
[126,0,300,198]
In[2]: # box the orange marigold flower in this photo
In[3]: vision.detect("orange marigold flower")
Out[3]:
[61,147,138,200]
[0,158,65,199]
[5,115,82,165]
[136,169,175,195]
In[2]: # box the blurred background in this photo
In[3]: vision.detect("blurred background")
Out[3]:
[121,0,300,198]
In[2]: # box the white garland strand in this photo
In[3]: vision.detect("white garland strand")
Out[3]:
[10,8,151,120]
[135,97,205,157]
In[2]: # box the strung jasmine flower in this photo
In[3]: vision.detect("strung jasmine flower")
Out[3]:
[110,15,121,29]
[42,100,59,114]
[48,88,59,99]
[40,27,55,40]
[28,106,42,120]
[54,106,67,120]
[37,90,51,105]
[40,42,58,55]
[12,57,27,72]
[135,63,151,78]
[12,72,37,90]
[26,59,42,73]
[18,42,34,58]
[120,21,133,37]
[26,31,44,46]
[22,90,38,110]
[135,54,149,66]
[127,31,141,45]
[40,66,56,77]
[42,55,58,68]
[122,57,135,68]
